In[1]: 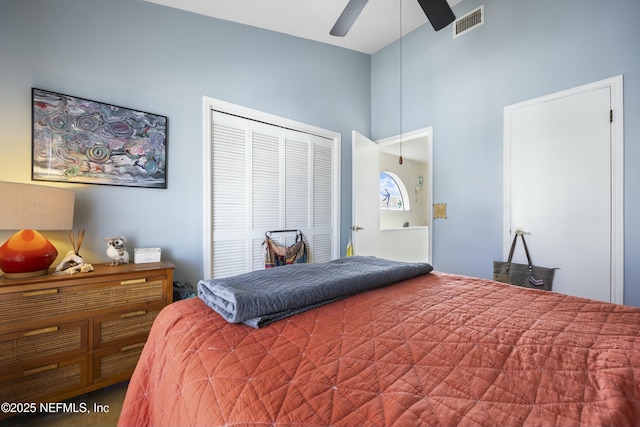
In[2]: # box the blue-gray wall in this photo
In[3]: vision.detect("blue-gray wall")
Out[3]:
[0,0,370,286]
[372,0,640,306]
[2,0,639,306]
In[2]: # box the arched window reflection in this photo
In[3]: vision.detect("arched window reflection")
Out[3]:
[380,171,410,211]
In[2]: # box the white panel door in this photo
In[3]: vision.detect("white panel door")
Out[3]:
[506,83,617,302]
[352,131,380,256]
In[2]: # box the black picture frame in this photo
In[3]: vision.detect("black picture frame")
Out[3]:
[32,88,168,189]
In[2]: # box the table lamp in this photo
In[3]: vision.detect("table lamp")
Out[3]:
[0,181,75,279]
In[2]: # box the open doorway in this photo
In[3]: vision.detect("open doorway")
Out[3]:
[378,135,430,229]
[352,127,433,264]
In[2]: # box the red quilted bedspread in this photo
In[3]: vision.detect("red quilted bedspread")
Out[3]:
[118,272,640,427]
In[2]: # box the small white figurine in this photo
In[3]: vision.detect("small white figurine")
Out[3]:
[105,236,130,266]
[55,230,94,275]
[56,250,84,272]
[57,261,94,275]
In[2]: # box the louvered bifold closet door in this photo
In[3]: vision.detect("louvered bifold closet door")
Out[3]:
[250,122,283,271]
[210,111,335,279]
[280,131,310,264]
[312,140,334,263]
[211,112,249,278]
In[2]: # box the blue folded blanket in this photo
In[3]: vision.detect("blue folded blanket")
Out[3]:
[197,256,433,328]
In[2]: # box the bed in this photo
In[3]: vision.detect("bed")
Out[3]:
[118,257,640,427]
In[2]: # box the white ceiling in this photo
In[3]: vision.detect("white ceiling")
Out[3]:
[143,0,462,54]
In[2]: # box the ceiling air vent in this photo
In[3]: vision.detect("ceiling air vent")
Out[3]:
[453,5,484,38]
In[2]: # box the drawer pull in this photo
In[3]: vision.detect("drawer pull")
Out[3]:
[121,278,147,285]
[24,363,58,376]
[120,342,146,352]
[121,310,147,319]
[23,326,59,337]
[23,289,59,297]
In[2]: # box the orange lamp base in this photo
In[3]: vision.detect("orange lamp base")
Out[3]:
[0,230,58,279]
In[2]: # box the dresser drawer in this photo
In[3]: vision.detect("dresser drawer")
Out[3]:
[0,356,88,403]
[0,321,88,375]
[93,340,146,385]
[0,273,167,327]
[94,308,160,349]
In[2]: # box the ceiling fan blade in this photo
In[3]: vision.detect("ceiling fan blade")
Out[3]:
[417,0,455,31]
[330,0,369,37]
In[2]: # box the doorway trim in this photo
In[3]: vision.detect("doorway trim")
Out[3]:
[377,126,434,264]
[503,75,624,304]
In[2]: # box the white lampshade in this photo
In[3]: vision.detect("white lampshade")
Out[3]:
[0,181,74,231]
[0,181,75,279]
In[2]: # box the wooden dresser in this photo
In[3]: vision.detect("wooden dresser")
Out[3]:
[0,261,174,418]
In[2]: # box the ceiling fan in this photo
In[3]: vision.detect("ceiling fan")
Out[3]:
[330,0,455,37]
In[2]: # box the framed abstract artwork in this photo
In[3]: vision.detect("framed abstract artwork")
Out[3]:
[32,88,168,188]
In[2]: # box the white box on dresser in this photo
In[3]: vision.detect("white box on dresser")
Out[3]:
[134,247,162,264]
